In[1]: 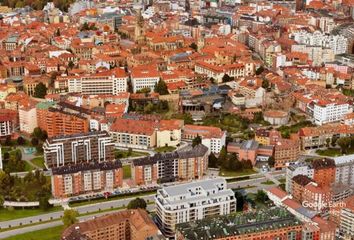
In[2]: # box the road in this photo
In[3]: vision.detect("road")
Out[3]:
[0,205,154,239]
[0,195,155,230]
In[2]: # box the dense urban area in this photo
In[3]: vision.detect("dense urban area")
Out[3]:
[0,0,353,239]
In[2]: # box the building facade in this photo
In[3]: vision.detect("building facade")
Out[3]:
[155,178,236,238]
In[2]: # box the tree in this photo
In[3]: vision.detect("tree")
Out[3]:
[222,74,233,83]
[326,138,331,148]
[3,152,10,161]
[127,198,147,209]
[189,42,198,51]
[33,127,43,139]
[17,136,25,145]
[255,66,264,75]
[268,156,275,168]
[56,28,60,36]
[337,137,351,154]
[0,195,4,208]
[136,87,151,94]
[15,150,22,162]
[39,195,51,210]
[4,136,12,146]
[33,83,47,98]
[31,137,39,146]
[228,153,241,171]
[62,209,79,228]
[192,135,202,147]
[261,79,269,89]
[234,191,245,211]
[218,146,228,168]
[154,80,169,95]
[331,136,338,147]
[255,190,268,202]
[208,152,218,168]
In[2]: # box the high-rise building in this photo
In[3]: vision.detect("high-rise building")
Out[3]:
[44,131,114,169]
[155,178,236,238]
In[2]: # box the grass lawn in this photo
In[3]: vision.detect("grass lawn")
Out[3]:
[316,147,354,157]
[0,207,62,222]
[261,180,275,185]
[278,178,286,184]
[122,165,131,179]
[3,225,64,240]
[155,146,176,153]
[24,162,35,172]
[219,168,257,177]
[114,149,149,159]
[30,157,45,169]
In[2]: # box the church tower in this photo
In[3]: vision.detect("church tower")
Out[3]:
[134,8,145,44]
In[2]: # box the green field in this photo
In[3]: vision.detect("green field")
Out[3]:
[0,207,62,222]
[3,225,64,240]
[30,157,45,168]
[122,165,131,179]
[316,147,354,157]
[114,149,149,159]
[219,168,257,177]
[261,180,275,185]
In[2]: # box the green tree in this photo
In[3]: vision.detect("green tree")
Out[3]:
[3,152,10,161]
[136,87,151,94]
[31,137,39,146]
[208,152,218,168]
[154,80,169,95]
[15,150,22,162]
[189,42,198,51]
[261,79,269,89]
[33,127,43,139]
[56,28,60,36]
[39,195,51,210]
[0,195,4,208]
[192,135,202,147]
[68,60,74,69]
[127,198,147,209]
[255,190,268,202]
[17,136,25,145]
[255,66,264,75]
[222,74,233,83]
[33,82,47,98]
[337,137,351,154]
[4,136,12,146]
[326,138,331,148]
[268,156,275,168]
[218,146,228,168]
[234,191,245,211]
[331,136,338,147]
[62,209,79,228]
[228,153,241,171]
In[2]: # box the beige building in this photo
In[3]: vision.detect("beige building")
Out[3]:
[19,99,38,135]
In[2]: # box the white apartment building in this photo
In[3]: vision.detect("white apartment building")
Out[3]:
[155,178,236,238]
[68,69,128,95]
[0,117,13,137]
[313,101,350,125]
[339,196,354,239]
[333,154,354,188]
[19,105,38,134]
[285,162,314,193]
[182,124,227,154]
[293,30,348,55]
[131,67,160,93]
[291,44,334,66]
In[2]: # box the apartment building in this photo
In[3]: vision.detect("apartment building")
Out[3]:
[293,30,348,55]
[110,118,183,149]
[131,144,208,185]
[67,69,128,95]
[43,131,114,169]
[19,99,38,135]
[0,115,14,138]
[298,124,354,150]
[333,154,354,187]
[51,160,123,198]
[286,162,314,193]
[312,100,350,125]
[302,182,332,211]
[194,61,246,83]
[227,140,273,165]
[182,124,226,153]
[273,138,300,169]
[312,158,336,188]
[37,101,91,138]
[130,66,160,93]
[61,209,159,240]
[176,208,303,240]
[155,178,236,238]
[339,195,354,239]
[236,78,266,108]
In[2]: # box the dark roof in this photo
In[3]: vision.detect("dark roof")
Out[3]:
[133,144,208,166]
[312,158,335,170]
[47,131,110,142]
[292,175,313,186]
[52,160,122,175]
